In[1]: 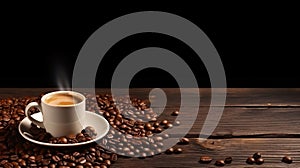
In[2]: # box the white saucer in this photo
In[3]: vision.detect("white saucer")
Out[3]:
[18,111,109,147]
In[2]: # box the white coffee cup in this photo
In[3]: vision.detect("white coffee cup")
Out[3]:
[25,91,86,137]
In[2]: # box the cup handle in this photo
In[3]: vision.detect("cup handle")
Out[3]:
[25,102,45,128]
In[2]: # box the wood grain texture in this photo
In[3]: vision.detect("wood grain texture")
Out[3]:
[113,138,300,168]
[1,88,300,167]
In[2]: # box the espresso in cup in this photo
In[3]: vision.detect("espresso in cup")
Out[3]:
[25,91,86,137]
[45,93,82,106]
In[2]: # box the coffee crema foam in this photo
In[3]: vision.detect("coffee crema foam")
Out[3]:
[45,94,82,106]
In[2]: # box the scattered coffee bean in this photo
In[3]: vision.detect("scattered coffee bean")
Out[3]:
[199,156,212,164]
[164,123,173,129]
[174,148,183,154]
[215,160,225,166]
[160,120,168,125]
[171,111,179,116]
[173,120,181,126]
[282,156,293,164]
[253,152,261,160]
[246,157,255,164]
[256,158,264,165]
[165,148,174,154]
[177,138,189,145]
[224,156,232,164]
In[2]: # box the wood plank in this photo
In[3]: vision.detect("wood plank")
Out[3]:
[113,138,300,168]
[1,89,300,137]
[151,107,300,137]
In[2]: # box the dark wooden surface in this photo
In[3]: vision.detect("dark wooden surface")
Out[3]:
[1,88,300,167]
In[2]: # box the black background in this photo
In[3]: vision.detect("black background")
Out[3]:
[1,2,299,88]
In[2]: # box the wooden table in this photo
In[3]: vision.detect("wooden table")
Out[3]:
[1,88,300,167]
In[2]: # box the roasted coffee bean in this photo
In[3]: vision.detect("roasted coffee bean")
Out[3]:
[111,153,118,162]
[18,159,26,166]
[256,158,264,165]
[174,148,183,154]
[160,120,168,125]
[177,138,189,145]
[59,137,68,144]
[165,148,174,154]
[28,155,36,163]
[282,156,293,164]
[215,160,225,166]
[253,152,261,160]
[154,127,163,133]
[153,122,160,128]
[67,162,76,167]
[174,120,181,126]
[78,157,86,164]
[42,159,51,166]
[52,155,61,162]
[199,156,212,164]
[171,110,179,116]
[9,154,18,161]
[224,156,232,164]
[164,123,173,129]
[246,157,255,164]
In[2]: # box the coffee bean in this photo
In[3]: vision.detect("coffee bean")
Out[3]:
[165,148,174,154]
[171,110,179,116]
[67,162,76,167]
[174,120,181,126]
[154,127,163,133]
[110,154,118,162]
[52,155,61,162]
[177,138,189,145]
[76,165,84,168]
[160,120,168,125]
[215,160,225,166]
[224,156,232,164]
[78,157,86,164]
[199,156,212,164]
[42,159,51,166]
[28,155,36,163]
[174,148,183,154]
[282,156,293,164]
[164,123,173,129]
[246,157,255,164]
[256,158,264,165]
[253,152,261,160]
[59,137,68,144]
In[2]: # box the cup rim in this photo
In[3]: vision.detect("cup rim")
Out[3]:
[41,90,86,107]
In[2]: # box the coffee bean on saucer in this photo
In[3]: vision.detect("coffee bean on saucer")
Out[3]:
[246,157,255,164]
[171,110,179,116]
[224,156,232,164]
[199,156,212,164]
[215,160,225,166]
[282,156,293,164]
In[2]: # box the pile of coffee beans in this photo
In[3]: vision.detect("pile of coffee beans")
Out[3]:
[0,95,118,168]
[0,93,185,167]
